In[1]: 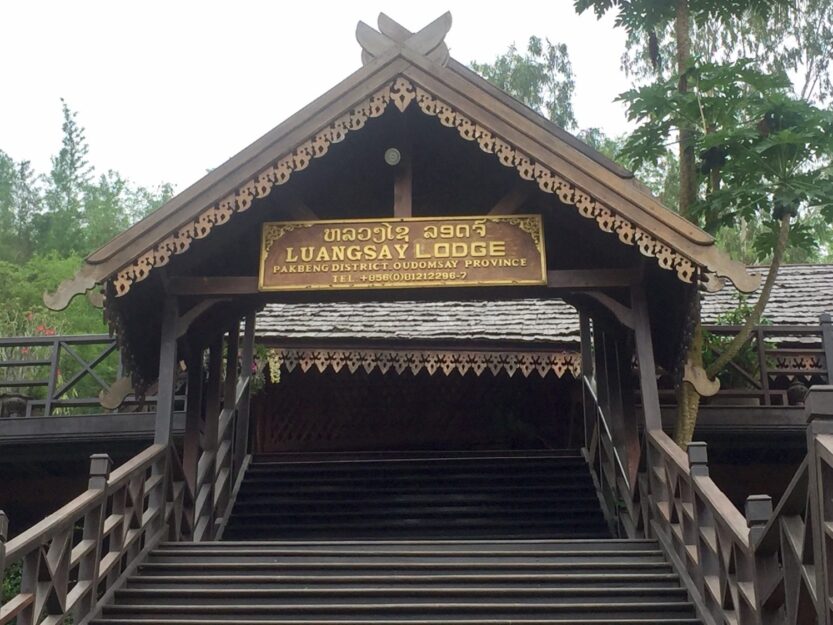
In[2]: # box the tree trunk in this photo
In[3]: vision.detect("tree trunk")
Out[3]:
[672,0,702,448]
[706,216,792,378]
[673,216,791,447]
[675,0,697,219]
[674,316,703,447]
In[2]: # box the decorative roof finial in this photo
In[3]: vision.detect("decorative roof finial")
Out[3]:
[357,12,452,66]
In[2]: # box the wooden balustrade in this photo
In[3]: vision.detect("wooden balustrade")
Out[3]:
[700,320,830,406]
[0,334,186,418]
[0,443,192,625]
[587,382,833,625]
[190,323,253,542]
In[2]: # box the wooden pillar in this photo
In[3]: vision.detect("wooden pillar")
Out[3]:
[215,323,240,518]
[579,312,594,449]
[805,386,833,625]
[154,297,179,445]
[183,342,204,495]
[822,313,833,381]
[593,327,611,422]
[77,454,111,616]
[601,330,626,451]
[631,283,662,431]
[195,334,223,540]
[0,509,7,574]
[234,312,256,478]
[393,115,412,218]
[223,323,240,414]
[618,336,640,487]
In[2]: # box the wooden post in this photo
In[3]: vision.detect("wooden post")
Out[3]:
[631,283,662,431]
[195,335,223,540]
[617,334,640,488]
[154,297,179,445]
[593,328,611,424]
[821,313,833,381]
[77,454,111,616]
[393,115,412,218]
[215,323,240,518]
[755,327,771,406]
[183,343,204,495]
[600,330,629,477]
[745,494,772,545]
[234,312,256,479]
[687,442,708,477]
[42,338,61,417]
[0,509,7,574]
[805,386,833,625]
[579,312,594,450]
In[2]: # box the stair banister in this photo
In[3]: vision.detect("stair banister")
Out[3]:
[0,442,193,625]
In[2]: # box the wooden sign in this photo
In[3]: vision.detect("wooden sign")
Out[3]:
[258,215,546,291]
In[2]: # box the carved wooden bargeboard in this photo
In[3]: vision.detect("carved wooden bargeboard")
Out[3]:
[259,215,546,291]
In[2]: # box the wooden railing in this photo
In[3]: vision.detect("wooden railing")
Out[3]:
[753,387,833,625]
[588,380,833,625]
[0,443,192,625]
[0,315,255,623]
[700,315,831,406]
[583,374,636,537]
[0,335,163,417]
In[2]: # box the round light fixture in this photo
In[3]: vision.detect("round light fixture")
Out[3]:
[384,147,401,166]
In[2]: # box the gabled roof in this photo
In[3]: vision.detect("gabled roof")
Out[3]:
[46,12,758,311]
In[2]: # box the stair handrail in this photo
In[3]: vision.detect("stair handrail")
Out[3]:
[192,365,252,541]
[642,428,758,625]
[751,385,833,625]
[583,373,634,535]
[0,442,193,625]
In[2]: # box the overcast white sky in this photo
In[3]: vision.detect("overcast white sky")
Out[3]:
[1,1,632,191]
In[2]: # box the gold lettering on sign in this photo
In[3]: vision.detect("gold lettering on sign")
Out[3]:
[258,215,546,291]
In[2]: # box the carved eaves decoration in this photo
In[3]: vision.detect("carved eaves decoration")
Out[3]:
[266,347,580,381]
[108,76,708,298]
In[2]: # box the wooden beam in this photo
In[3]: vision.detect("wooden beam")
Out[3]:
[168,268,637,298]
[547,269,638,290]
[631,283,662,431]
[177,299,228,338]
[393,117,412,218]
[584,291,634,330]
[489,184,531,215]
[168,276,258,297]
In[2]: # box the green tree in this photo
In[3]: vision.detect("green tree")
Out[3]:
[472,36,577,130]
[0,152,40,262]
[0,100,176,338]
[84,172,174,251]
[37,99,93,255]
[575,0,833,446]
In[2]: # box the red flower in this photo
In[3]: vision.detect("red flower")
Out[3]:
[36,324,46,333]
[20,347,29,355]
[44,328,56,336]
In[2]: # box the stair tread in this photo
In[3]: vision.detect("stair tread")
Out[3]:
[94,454,699,625]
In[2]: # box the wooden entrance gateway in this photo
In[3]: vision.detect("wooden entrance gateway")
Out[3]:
[4,12,833,625]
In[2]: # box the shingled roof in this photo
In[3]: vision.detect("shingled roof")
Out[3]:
[257,263,833,345]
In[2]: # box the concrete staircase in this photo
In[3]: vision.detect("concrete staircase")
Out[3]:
[91,452,701,624]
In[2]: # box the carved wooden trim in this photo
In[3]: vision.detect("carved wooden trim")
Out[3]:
[110,76,702,298]
[266,347,580,381]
